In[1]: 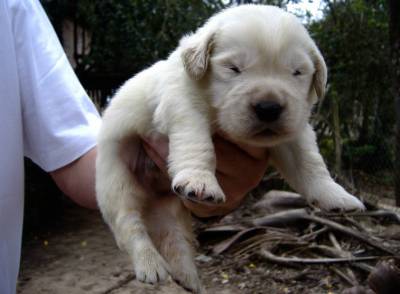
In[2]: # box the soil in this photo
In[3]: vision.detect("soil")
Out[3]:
[17,198,364,294]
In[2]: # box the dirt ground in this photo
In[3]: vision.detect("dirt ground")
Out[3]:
[17,197,367,294]
[19,158,400,294]
[21,163,377,294]
[18,205,245,294]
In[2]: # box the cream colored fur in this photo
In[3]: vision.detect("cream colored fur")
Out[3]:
[96,5,364,293]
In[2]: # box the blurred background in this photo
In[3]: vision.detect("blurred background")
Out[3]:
[25,0,400,232]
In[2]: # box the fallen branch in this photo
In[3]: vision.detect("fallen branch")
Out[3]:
[259,249,383,265]
[300,226,329,241]
[251,208,309,227]
[309,244,350,258]
[309,242,374,273]
[307,213,397,255]
[319,210,400,224]
[329,266,357,286]
[253,209,397,255]
[361,193,400,214]
[329,233,344,253]
[327,232,375,273]
[212,227,267,255]
[328,233,359,284]
[253,190,307,213]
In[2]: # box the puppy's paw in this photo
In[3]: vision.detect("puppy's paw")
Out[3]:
[170,258,204,294]
[307,181,365,212]
[134,246,170,284]
[172,169,225,204]
[172,268,204,294]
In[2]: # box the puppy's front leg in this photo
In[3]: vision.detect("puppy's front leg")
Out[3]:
[270,124,364,211]
[160,101,225,204]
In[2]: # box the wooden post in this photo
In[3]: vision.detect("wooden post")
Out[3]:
[389,0,400,206]
[396,98,400,207]
[332,96,342,175]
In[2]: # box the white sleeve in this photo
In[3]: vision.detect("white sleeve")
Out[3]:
[13,0,101,171]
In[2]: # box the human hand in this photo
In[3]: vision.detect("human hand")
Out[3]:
[140,133,269,217]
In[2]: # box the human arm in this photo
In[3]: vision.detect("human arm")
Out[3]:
[48,131,268,214]
[14,0,101,209]
[50,147,98,210]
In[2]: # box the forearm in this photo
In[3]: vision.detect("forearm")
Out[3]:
[50,147,98,209]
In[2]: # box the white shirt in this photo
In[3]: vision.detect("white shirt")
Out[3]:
[0,0,101,293]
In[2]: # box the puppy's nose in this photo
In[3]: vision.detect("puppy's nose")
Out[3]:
[253,101,283,122]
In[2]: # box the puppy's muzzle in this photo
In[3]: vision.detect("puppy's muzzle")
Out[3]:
[253,101,284,122]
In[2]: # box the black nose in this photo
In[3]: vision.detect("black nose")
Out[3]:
[253,101,283,122]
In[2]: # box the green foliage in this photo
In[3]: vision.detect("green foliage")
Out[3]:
[43,0,216,76]
[310,0,394,173]
[343,138,393,172]
[42,0,292,78]
[41,0,395,175]
[319,137,336,164]
[83,1,215,75]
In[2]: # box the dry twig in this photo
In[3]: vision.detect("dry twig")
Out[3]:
[308,213,397,255]
[253,209,396,255]
[329,266,357,286]
[259,249,383,265]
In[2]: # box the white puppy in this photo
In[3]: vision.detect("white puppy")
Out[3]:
[96,5,364,293]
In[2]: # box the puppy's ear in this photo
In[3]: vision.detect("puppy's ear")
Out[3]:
[310,47,327,103]
[180,28,216,80]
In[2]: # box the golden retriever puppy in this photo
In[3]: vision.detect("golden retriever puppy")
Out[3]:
[96,5,364,293]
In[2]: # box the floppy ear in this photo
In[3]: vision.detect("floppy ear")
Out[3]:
[180,28,216,80]
[310,47,327,103]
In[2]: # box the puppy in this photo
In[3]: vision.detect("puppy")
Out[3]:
[96,5,364,293]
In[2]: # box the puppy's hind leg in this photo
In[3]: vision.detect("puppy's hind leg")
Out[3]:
[147,196,204,293]
[96,74,174,284]
[96,141,170,284]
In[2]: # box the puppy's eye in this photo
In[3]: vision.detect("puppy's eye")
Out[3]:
[229,65,241,74]
[293,69,302,76]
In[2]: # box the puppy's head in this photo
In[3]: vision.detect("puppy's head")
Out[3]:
[180,5,327,147]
